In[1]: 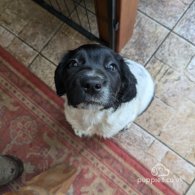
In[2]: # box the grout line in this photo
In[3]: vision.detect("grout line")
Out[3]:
[185,178,195,195]
[172,31,195,47]
[0,24,40,67]
[28,52,58,69]
[29,22,65,68]
[38,53,58,66]
[28,54,39,69]
[144,31,171,66]
[27,53,39,68]
[0,24,59,68]
[172,0,195,47]
[0,24,40,53]
[138,0,195,66]
[137,9,172,67]
[138,0,194,31]
[1,20,63,68]
[152,55,183,74]
[137,9,171,31]
[134,122,195,168]
[39,22,64,55]
[174,0,195,27]
[1,17,63,56]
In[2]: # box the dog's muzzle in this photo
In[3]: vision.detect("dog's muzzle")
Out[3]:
[74,71,110,107]
[80,76,105,95]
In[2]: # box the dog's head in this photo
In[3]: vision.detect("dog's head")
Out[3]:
[55,44,137,109]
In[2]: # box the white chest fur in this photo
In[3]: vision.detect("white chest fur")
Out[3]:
[63,59,154,138]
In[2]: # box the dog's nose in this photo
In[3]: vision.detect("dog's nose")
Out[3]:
[81,78,103,93]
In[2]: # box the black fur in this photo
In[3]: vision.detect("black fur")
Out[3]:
[54,44,137,109]
[117,57,137,103]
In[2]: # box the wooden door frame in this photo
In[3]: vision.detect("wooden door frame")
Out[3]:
[95,0,138,52]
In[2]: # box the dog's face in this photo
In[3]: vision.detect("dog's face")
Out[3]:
[55,44,137,109]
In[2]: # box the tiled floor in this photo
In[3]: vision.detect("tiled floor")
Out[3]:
[0,0,195,194]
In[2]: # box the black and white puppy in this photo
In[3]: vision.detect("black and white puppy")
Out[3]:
[55,44,154,138]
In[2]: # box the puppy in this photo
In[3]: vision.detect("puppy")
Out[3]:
[55,44,154,138]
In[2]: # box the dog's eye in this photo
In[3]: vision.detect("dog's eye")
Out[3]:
[68,60,78,68]
[105,63,116,71]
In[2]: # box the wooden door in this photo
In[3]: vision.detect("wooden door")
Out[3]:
[95,0,138,52]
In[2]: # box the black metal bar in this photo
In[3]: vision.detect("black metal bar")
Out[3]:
[72,0,82,26]
[63,0,71,17]
[73,0,96,15]
[33,0,105,44]
[55,0,62,12]
[83,0,91,33]
[47,0,53,7]
[107,0,116,50]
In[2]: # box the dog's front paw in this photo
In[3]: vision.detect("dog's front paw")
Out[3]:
[74,129,89,137]
[121,122,132,132]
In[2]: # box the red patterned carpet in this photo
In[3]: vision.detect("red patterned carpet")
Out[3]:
[0,46,177,195]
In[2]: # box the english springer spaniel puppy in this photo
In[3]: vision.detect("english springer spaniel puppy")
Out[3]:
[55,44,154,138]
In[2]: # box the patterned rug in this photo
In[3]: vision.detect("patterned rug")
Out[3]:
[0,46,177,195]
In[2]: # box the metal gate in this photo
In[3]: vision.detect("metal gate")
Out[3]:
[33,0,116,49]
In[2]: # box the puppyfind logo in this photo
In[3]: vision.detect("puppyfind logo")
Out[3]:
[137,163,182,184]
[151,163,170,177]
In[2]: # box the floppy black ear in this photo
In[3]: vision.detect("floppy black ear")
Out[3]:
[54,53,70,96]
[118,59,137,103]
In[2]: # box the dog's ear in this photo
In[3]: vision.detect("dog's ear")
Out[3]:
[118,59,137,103]
[54,53,70,96]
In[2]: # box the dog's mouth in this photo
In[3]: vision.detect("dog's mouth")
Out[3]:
[72,93,111,109]
[76,101,104,109]
[84,100,103,105]
[76,93,116,109]
[80,96,106,107]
